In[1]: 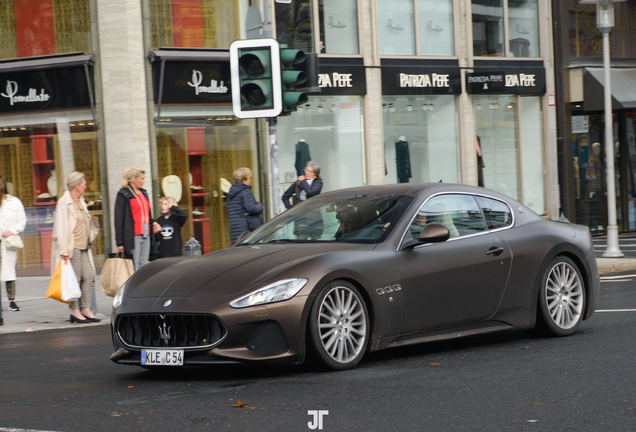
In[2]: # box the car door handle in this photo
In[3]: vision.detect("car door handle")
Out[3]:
[486,247,504,256]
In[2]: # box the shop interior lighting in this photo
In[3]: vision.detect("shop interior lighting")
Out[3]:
[330,104,337,113]
[389,103,396,112]
[475,103,482,111]
[10,127,17,131]
[406,103,413,111]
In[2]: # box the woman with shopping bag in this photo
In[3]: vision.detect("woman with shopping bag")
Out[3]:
[51,172,100,324]
[0,175,27,312]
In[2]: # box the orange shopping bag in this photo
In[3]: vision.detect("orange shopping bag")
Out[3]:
[46,260,71,305]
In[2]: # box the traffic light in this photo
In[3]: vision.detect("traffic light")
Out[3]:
[230,39,282,119]
[280,46,308,115]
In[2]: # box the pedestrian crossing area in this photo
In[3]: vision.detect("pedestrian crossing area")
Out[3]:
[593,236,636,258]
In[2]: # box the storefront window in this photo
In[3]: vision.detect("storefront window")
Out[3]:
[154,116,260,252]
[626,112,636,229]
[148,0,248,49]
[0,117,104,271]
[418,0,454,56]
[276,96,365,202]
[275,0,315,53]
[318,0,360,54]
[0,0,91,59]
[472,0,504,57]
[378,0,416,55]
[475,94,519,200]
[472,0,540,58]
[519,96,545,215]
[383,95,459,184]
[572,113,623,232]
[508,0,540,58]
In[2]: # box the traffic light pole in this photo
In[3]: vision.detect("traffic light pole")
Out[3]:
[268,118,280,216]
[261,0,280,217]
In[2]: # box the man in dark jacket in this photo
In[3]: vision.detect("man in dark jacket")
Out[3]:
[282,161,323,210]
[226,167,263,244]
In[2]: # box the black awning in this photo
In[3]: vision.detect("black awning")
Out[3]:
[148,48,229,63]
[0,52,93,72]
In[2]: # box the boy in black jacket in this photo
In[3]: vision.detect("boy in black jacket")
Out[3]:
[152,197,188,258]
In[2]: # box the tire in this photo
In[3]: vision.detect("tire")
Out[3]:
[534,256,586,337]
[307,280,370,371]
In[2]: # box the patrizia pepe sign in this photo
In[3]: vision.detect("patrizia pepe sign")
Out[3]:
[466,68,546,94]
[1,80,51,105]
[381,66,461,95]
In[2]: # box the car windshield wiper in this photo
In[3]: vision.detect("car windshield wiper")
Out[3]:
[263,239,320,244]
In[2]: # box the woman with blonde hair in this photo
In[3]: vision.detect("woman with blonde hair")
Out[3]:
[114,168,159,270]
[51,172,100,323]
[226,167,263,244]
[0,175,27,311]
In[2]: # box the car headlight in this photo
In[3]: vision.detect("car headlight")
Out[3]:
[112,282,127,309]
[230,278,308,308]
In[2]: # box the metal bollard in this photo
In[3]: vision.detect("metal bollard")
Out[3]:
[184,234,202,257]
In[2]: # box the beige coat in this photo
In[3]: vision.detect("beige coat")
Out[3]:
[50,190,99,278]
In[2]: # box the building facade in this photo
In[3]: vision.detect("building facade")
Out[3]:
[0,0,558,274]
[555,0,636,235]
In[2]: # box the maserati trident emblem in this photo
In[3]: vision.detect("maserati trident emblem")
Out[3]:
[164,300,172,307]
[158,319,172,346]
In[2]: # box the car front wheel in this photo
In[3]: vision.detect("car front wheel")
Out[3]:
[307,280,369,370]
[535,256,586,336]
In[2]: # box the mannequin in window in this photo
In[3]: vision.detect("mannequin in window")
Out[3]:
[295,139,312,176]
[476,135,485,187]
[395,136,411,183]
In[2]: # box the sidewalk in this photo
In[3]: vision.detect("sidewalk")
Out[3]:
[0,275,113,334]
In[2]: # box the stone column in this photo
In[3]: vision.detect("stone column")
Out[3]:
[360,0,385,185]
[95,0,153,250]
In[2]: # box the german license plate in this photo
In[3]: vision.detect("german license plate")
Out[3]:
[141,349,184,366]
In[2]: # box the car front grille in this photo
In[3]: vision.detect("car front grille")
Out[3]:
[117,314,226,349]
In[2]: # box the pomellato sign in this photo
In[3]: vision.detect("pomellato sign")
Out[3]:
[1,81,51,105]
[0,67,91,113]
[153,61,232,104]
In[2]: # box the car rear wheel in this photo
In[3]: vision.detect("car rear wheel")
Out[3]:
[307,280,369,370]
[535,256,586,336]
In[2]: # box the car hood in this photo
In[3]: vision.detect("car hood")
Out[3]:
[126,243,375,299]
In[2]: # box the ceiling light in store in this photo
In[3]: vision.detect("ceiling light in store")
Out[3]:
[2,128,8,131]
[317,104,323,113]
[79,123,85,126]
[10,128,16,130]
[475,103,482,111]
[19,127,26,130]
[507,104,514,110]
[406,103,413,112]
[70,124,76,126]
[88,122,94,126]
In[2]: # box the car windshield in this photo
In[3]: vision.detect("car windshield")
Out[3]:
[240,194,414,245]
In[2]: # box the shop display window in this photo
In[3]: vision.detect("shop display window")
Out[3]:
[0,119,103,271]
[276,96,365,209]
[475,95,546,215]
[155,117,259,253]
[318,0,360,54]
[275,0,315,53]
[382,95,459,184]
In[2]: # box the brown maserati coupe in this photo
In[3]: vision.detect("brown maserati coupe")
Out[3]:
[111,183,599,371]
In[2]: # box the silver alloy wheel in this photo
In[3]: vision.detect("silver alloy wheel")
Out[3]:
[545,261,584,330]
[317,286,367,364]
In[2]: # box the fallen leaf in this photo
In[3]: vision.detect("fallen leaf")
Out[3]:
[232,400,247,408]
[429,363,439,366]
[524,402,543,406]
[127,386,134,388]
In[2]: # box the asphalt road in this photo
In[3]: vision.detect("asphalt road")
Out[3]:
[1,273,635,432]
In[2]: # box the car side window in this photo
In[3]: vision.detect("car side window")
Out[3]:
[409,194,487,240]
[475,196,513,229]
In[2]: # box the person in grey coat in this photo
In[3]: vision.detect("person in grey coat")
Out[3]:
[226,167,263,244]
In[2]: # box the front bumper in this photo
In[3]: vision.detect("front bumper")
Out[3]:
[110,294,313,366]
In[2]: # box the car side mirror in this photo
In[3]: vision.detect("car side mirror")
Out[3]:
[418,224,450,244]
[401,223,450,250]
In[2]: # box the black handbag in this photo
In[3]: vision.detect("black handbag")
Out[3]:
[245,213,263,231]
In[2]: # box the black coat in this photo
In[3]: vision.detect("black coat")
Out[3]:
[154,205,188,258]
[226,183,263,244]
[282,178,323,210]
[114,187,155,255]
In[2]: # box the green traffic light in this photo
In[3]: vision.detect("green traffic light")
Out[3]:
[284,92,308,110]
[239,49,271,77]
[280,49,305,67]
[282,70,307,88]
